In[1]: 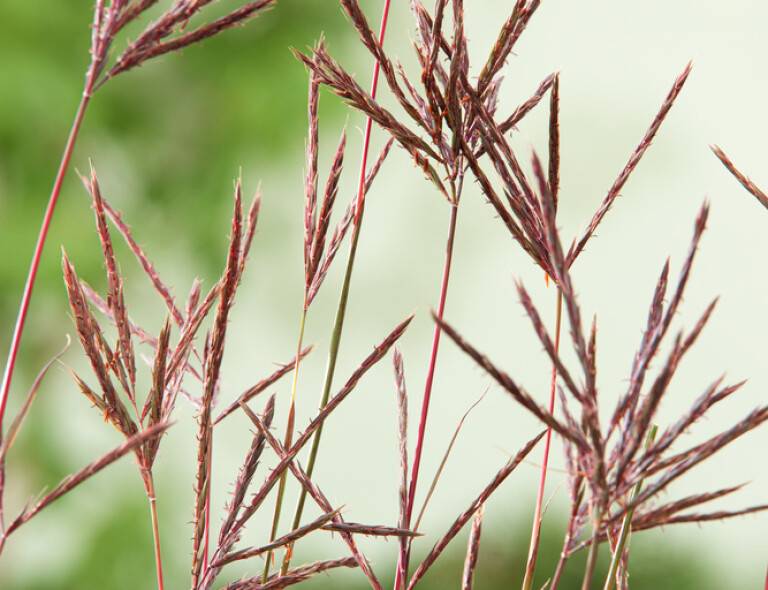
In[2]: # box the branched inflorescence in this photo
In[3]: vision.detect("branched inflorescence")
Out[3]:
[438,187,768,589]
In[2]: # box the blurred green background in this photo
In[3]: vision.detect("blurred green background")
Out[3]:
[1,1,767,589]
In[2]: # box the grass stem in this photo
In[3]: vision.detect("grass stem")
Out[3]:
[281,0,392,574]
[395,202,460,589]
[283,216,361,573]
[521,287,563,590]
[265,307,308,580]
[0,87,92,429]
[581,505,603,590]
[550,558,565,590]
[143,470,165,590]
[603,425,658,590]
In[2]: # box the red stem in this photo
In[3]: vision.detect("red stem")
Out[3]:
[0,88,92,429]
[521,288,563,590]
[354,1,391,224]
[396,203,459,588]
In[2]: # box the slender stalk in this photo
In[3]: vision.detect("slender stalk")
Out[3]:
[550,556,566,590]
[282,215,360,574]
[603,425,658,590]
[549,478,584,590]
[0,86,93,429]
[281,0,392,574]
[412,392,483,534]
[264,307,308,581]
[581,506,604,590]
[396,202,460,588]
[521,288,563,590]
[142,471,165,590]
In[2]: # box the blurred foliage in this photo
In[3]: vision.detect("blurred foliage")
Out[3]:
[391,521,718,590]
[0,1,349,587]
[6,509,725,589]
[19,498,158,590]
[0,0,350,363]
[0,1,740,589]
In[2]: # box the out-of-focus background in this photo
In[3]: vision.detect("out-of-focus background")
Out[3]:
[1,1,767,588]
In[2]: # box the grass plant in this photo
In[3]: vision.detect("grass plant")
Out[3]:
[1,2,767,589]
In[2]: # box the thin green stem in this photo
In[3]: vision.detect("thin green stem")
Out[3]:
[263,307,308,581]
[280,0,392,575]
[521,287,563,590]
[550,479,585,590]
[581,505,603,590]
[603,425,658,590]
[282,223,362,575]
[143,470,165,590]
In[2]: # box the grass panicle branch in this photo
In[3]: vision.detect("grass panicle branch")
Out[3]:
[191,185,245,588]
[214,347,313,424]
[296,3,557,586]
[522,71,562,590]
[412,394,485,533]
[442,193,766,587]
[712,145,768,210]
[224,557,357,590]
[215,509,340,567]
[461,504,485,590]
[393,349,410,589]
[2,421,170,542]
[567,63,692,265]
[207,315,411,590]
[242,402,382,589]
[0,338,71,536]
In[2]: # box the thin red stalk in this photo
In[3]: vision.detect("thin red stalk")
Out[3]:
[0,88,92,429]
[263,307,307,580]
[397,202,459,588]
[521,288,562,590]
[353,4,391,224]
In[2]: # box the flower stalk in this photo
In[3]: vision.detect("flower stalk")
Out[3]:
[281,0,393,574]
